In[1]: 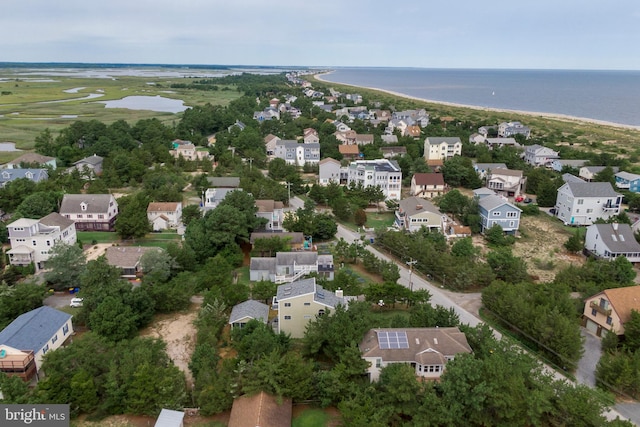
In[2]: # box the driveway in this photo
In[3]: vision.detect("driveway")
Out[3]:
[44,292,75,309]
[576,328,601,387]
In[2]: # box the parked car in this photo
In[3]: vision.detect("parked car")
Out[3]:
[524,198,533,204]
[515,196,524,202]
[70,298,83,308]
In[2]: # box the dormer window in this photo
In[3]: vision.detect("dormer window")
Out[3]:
[80,202,87,211]
[25,172,33,179]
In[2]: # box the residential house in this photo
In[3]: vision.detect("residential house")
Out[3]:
[255,200,285,232]
[169,141,211,162]
[147,202,182,231]
[423,137,462,162]
[253,108,280,122]
[60,193,119,231]
[332,120,351,132]
[498,121,530,139]
[355,134,374,146]
[584,223,640,263]
[228,392,292,427]
[486,168,527,198]
[4,153,57,170]
[484,137,520,149]
[359,327,472,382]
[447,225,472,238]
[264,134,281,156]
[551,159,588,172]
[334,130,357,144]
[478,195,522,234]
[274,140,320,166]
[338,144,360,160]
[583,285,640,336]
[523,144,560,167]
[554,182,622,225]
[229,300,270,329]
[478,125,496,137]
[385,118,410,136]
[6,213,76,270]
[203,188,235,211]
[404,126,422,139]
[70,154,104,176]
[250,252,334,283]
[250,232,305,253]
[615,171,640,193]
[154,409,185,427]
[411,173,445,198]
[318,158,342,186]
[579,166,619,181]
[303,128,319,144]
[0,168,48,187]
[228,120,246,132]
[0,306,73,381]
[346,159,402,200]
[562,173,585,184]
[275,278,345,338]
[381,135,398,144]
[469,133,486,144]
[380,146,407,159]
[395,197,445,233]
[473,187,497,199]
[104,246,162,279]
[473,163,507,180]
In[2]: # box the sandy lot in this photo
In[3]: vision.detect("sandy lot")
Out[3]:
[84,243,113,261]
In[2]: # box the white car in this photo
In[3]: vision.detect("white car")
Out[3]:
[70,297,84,308]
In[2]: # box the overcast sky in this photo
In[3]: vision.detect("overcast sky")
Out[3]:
[3,0,639,70]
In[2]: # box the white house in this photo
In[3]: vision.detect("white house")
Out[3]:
[394,197,445,233]
[60,193,119,231]
[423,137,462,162]
[523,144,560,167]
[554,182,622,226]
[486,168,527,198]
[0,306,73,381]
[498,121,530,139]
[579,166,619,182]
[274,140,320,166]
[203,188,235,211]
[410,173,445,198]
[359,327,472,382]
[346,159,402,200]
[147,202,183,231]
[255,200,285,232]
[318,158,342,186]
[584,223,640,263]
[250,252,334,283]
[6,213,76,270]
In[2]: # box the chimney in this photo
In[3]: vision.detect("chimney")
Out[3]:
[613,223,619,231]
[335,288,343,298]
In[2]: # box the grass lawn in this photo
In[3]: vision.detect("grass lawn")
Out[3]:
[77,231,120,244]
[292,409,331,427]
[339,211,395,232]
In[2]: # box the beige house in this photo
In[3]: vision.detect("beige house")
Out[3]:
[60,193,119,231]
[486,168,527,198]
[423,137,462,162]
[303,128,319,144]
[104,246,162,279]
[275,278,346,338]
[264,134,281,156]
[359,327,472,382]
[583,285,640,337]
[147,202,182,231]
[410,173,445,198]
[395,196,445,233]
[170,141,211,161]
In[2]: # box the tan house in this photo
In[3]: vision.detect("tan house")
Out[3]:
[486,168,527,198]
[104,246,162,279]
[339,144,360,160]
[359,327,472,381]
[4,152,57,170]
[264,134,281,156]
[583,285,640,337]
[169,141,211,161]
[424,137,462,162]
[395,197,445,233]
[411,173,446,198]
[147,202,182,231]
[275,278,346,338]
[228,392,292,427]
[303,128,319,144]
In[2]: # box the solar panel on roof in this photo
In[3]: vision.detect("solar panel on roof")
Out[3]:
[377,331,409,349]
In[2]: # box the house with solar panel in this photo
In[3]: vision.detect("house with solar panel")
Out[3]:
[0,306,73,382]
[274,278,347,338]
[359,327,472,381]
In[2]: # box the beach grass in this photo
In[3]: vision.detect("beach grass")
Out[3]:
[0,72,242,148]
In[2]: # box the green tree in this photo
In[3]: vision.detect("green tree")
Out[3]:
[139,249,175,284]
[486,248,529,283]
[354,208,367,227]
[181,204,202,226]
[437,189,470,217]
[564,229,584,253]
[624,310,640,351]
[0,282,46,329]
[115,193,151,240]
[14,191,62,218]
[44,243,87,291]
[89,296,138,341]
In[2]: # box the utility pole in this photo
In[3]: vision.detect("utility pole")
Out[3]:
[247,157,253,171]
[406,258,417,292]
[285,181,292,204]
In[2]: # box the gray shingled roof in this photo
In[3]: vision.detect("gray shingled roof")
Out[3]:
[277,278,316,301]
[206,177,240,188]
[276,252,318,265]
[426,137,461,145]
[398,197,441,217]
[474,163,508,171]
[73,154,103,166]
[60,194,114,214]
[39,212,75,230]
[589,223,640,254]
[229,300,270,324]
[562,173,584,183]
[250,257,277,273]
[615,171,640,182]
[566,182,621,198]
[478,194,521,212]
[0,306,71,352]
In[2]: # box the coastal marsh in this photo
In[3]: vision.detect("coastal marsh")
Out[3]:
[0,71,242,151]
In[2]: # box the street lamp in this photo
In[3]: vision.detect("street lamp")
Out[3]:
[406,258,417,292]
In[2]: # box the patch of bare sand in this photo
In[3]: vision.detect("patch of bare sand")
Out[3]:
[84,243,112,261]
[139,300,202,388]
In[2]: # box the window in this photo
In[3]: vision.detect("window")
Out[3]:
[592,308,597,316]
[284,315,292,320]
[606,316,613,325]
[577,199,584,205]
[77,214,83,219]
[304,302,311,306]
[42,344,49,354]
[63,324,69,335]
[492,212,501,217]
[98,214,104,219]
[284,302,291,307]
[52,334,58,344]
[32,240,36,246]
[46,240,51,246]
[376,359,382,368]
[507,212,518,218]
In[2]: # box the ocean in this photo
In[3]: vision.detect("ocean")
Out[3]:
[318,68,640,128]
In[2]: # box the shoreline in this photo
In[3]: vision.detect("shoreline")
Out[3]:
[314,71,640,132]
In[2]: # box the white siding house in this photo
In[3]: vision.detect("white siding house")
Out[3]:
[554,182,622,226]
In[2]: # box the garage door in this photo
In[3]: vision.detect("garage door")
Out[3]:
[585,319,599,334]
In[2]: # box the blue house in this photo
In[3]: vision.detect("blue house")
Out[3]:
[0,168,48,188]
[478,194,522,234]
[615,171,640,193]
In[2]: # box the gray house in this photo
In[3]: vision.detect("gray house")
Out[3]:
[229,300,270,328]
[0,168,48,187]
[478,194,522,234]
[584,223,640,263]
[250,252,334,283]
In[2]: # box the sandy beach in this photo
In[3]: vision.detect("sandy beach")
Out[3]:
[314,71,640,132]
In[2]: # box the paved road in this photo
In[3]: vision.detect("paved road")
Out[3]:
[336,223,635,424]
[577,328,601,387]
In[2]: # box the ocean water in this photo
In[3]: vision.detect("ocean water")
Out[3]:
[319,68,640,127]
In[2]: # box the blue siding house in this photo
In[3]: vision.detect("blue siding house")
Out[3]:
[478,195,522,234]
[615,171,640,193]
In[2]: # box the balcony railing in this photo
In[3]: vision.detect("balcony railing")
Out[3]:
[590,301,612,316]
[602,203,620,211]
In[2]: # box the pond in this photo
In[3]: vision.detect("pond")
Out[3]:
[99,95,188,113]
